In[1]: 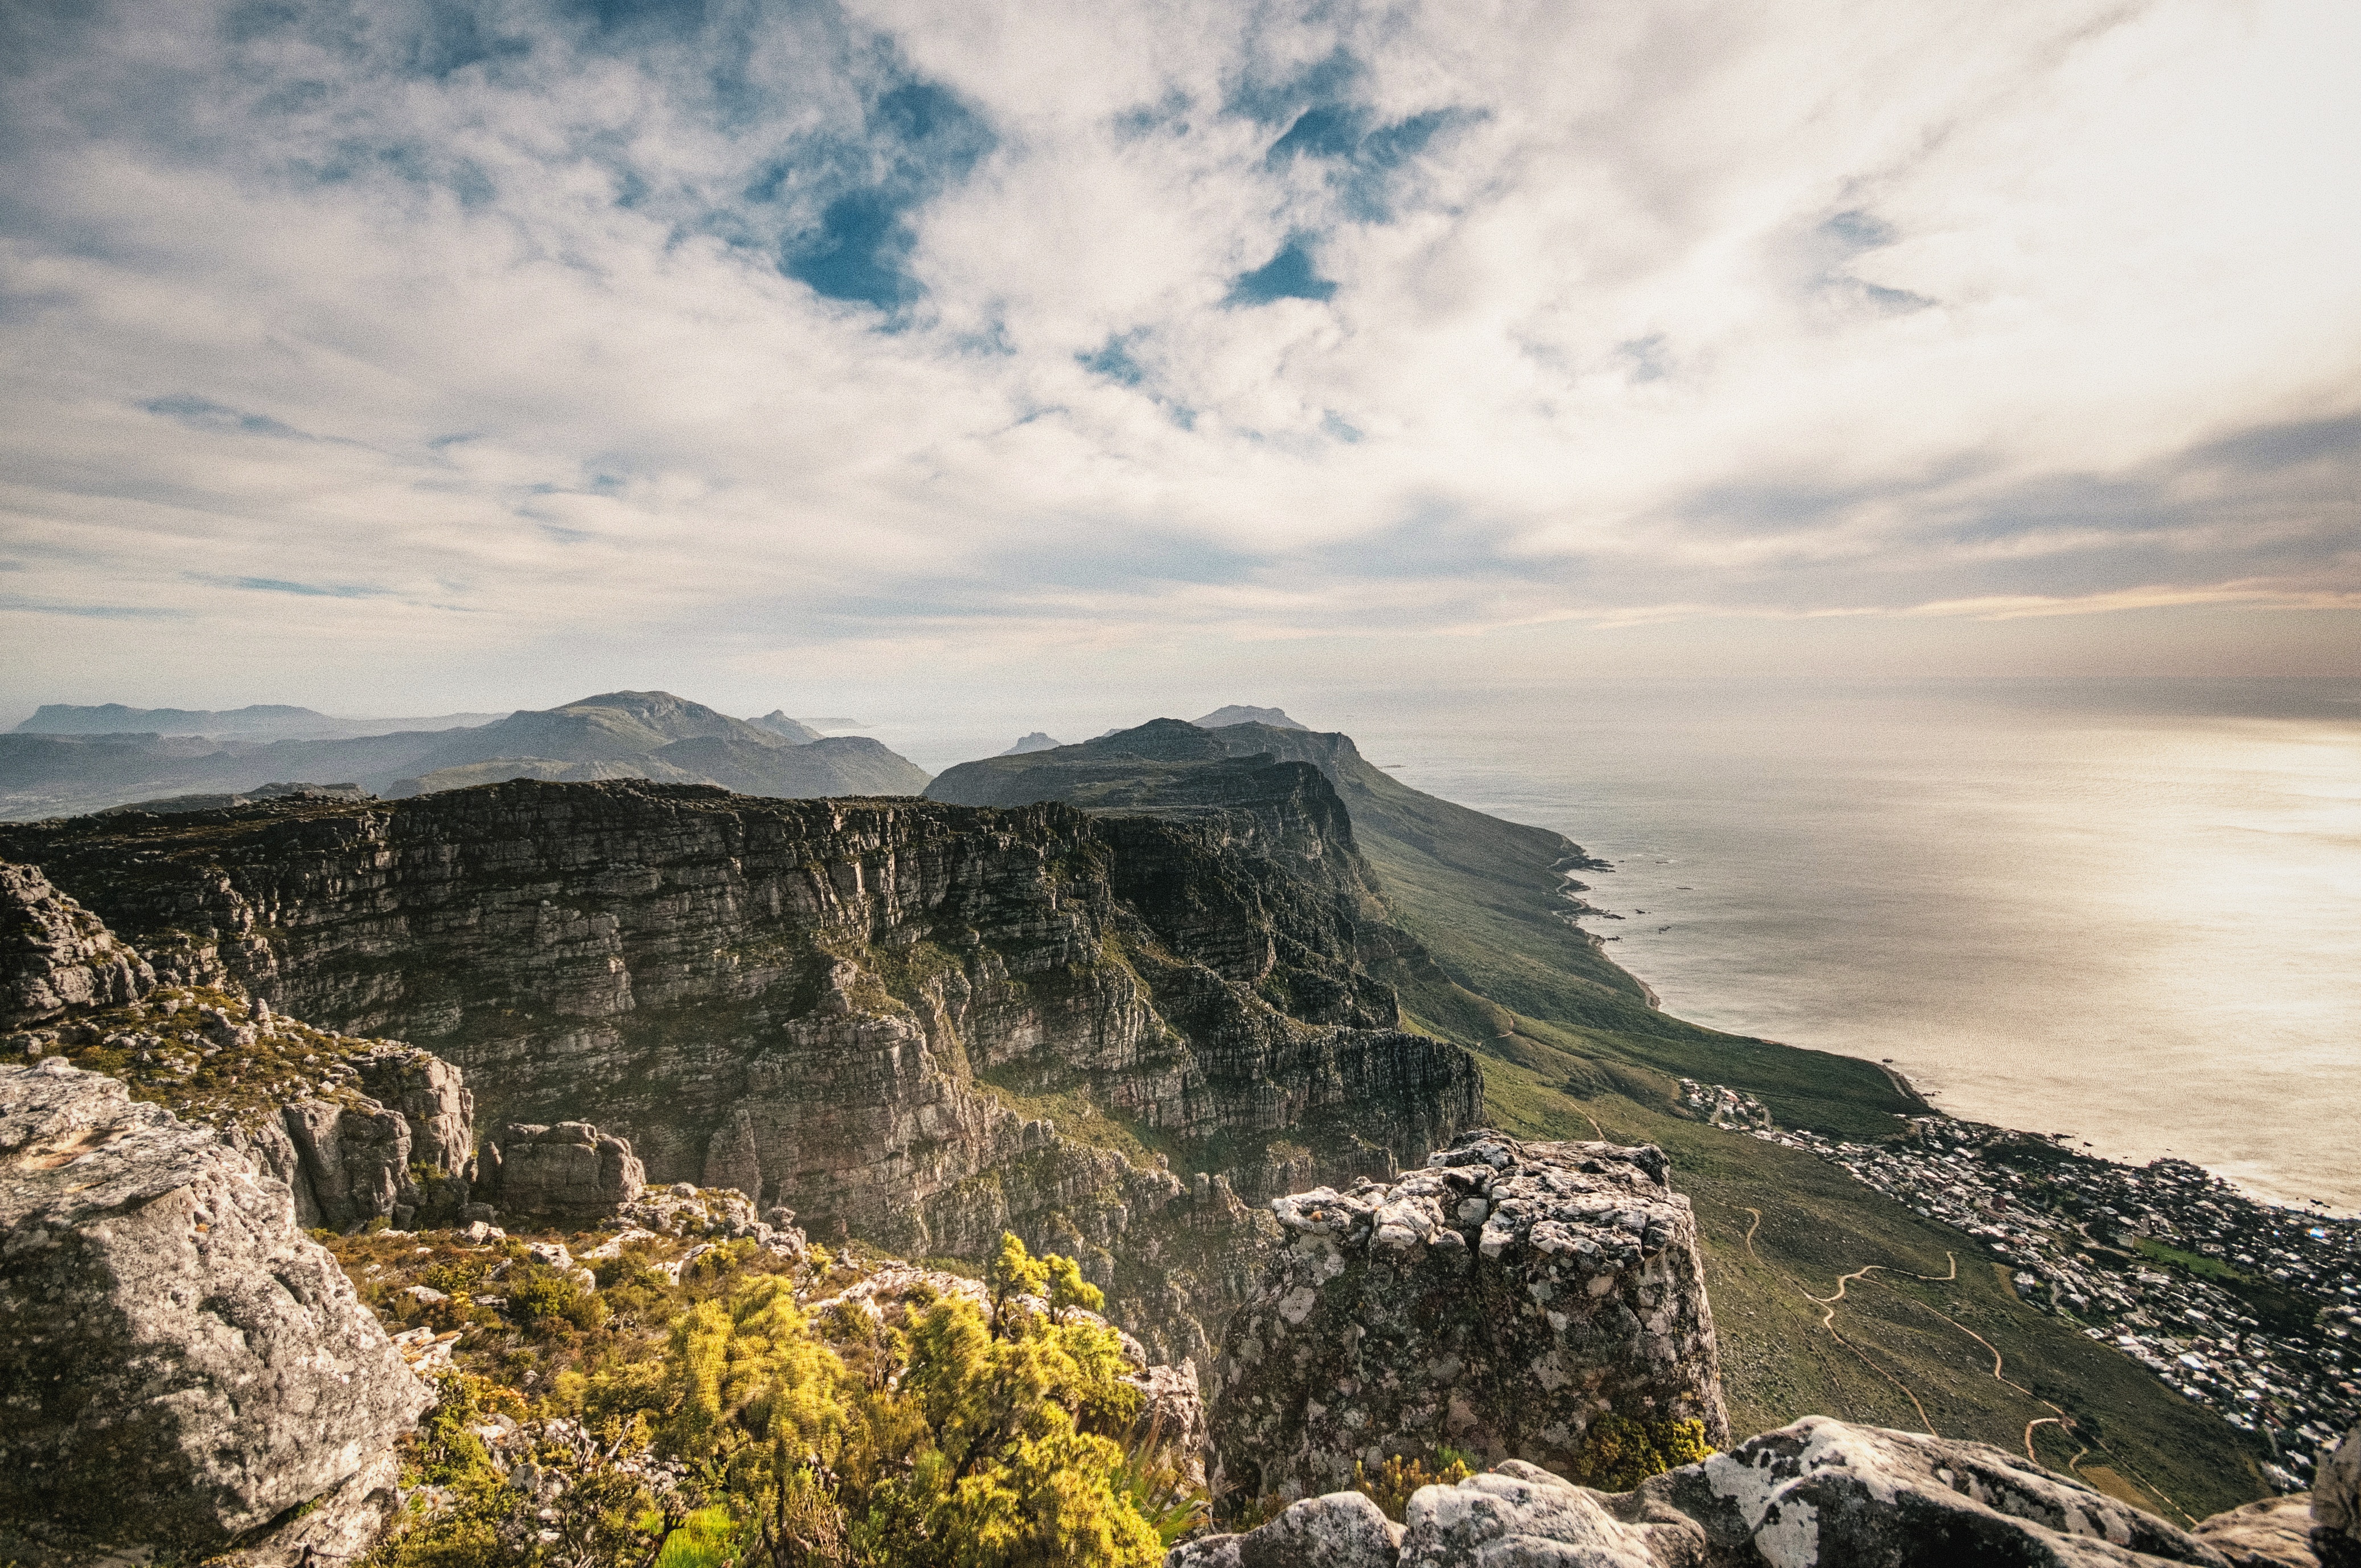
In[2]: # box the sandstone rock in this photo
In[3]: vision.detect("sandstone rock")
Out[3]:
[0,1059,429,1563]
[487,1119,646,1214]
[2317,1424,2361,1568]
[1209,1130,1727,1502]
[2192,1494,2317,1567]
[0,860,151,1025]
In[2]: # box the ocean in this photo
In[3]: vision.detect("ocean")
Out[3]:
[888,677,2361,1214]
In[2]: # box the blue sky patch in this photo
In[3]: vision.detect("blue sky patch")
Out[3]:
[1078,331,1149,386]
[1228,240,1337,305]
[142,396,310,440]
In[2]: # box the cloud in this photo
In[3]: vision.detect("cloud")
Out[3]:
[0,0,2355,710]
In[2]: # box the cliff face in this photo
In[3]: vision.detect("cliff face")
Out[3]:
[1,779,1479,1359]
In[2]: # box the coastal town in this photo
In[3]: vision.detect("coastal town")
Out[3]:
[1681,1080,2361,1491]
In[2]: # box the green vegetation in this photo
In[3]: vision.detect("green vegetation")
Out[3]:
[348,1229,1197,1568]
[1350,1448,1475,1521]
[1567,1417,1714,1492]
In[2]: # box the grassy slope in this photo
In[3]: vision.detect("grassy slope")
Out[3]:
[1206,725,2270,1520]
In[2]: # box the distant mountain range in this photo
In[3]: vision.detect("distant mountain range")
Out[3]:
[0,691,927,820]
[14,702,506,741]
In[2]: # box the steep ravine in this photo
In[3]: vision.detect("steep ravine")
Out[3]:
[0,779,1480,1361]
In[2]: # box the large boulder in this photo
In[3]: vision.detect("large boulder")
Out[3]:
[2194,1494,2317,1567]
[2318,1423,2361,1568]
[0,860,151,1026]
[0,1059,429,1564]
[279,1096,414,1232]
[1645,1415,2231,1566]
[1172,1419,2242,1567]
[486,1118,645,1215]
[1208,1130,1727,1503]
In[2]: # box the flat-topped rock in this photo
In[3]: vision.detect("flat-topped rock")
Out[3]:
[487,1118,646,1215]
[1208,1129,1728,1504]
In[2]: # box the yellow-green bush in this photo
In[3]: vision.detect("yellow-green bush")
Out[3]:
[1566,1415,1714,1492]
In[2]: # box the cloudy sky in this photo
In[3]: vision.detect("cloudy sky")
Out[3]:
[3,0,2357,720]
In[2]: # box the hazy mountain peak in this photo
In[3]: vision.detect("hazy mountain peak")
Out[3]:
[1193,705,1307,731]
[1001,732,1062,755]
[746,710,824,744]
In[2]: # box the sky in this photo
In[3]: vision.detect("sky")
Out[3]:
[3,0,2359,722]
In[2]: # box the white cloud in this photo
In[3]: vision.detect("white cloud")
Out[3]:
[0,0,2356,713]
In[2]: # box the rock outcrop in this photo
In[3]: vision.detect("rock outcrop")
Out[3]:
[1209,1130,1727,1503]
[2194,1494,2318,1567]
[1176,1418,2245,1567]
[487,1119,647,1215]
[2318,1422,2361,1567]
[0,1059,428,1564]
[1,777,1481,1360]
[0,859,152,1024]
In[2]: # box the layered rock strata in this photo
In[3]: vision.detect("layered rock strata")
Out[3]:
[0,859,152,1024]
[1209,1130,1727,1503]
[0,1059,428,1563]
[1,780,1481,1359]
[1175,1417,2248,1568]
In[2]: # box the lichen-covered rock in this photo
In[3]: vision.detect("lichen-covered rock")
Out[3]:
[1169,1491,1404,1568]
[1177,1422,2247,1567]
[1397,1459,1692,1568]
[0,1059,429,1563]
[2317,1424,2361,1568]
[1208,1130,1727,1502]
[487,1119,646,1214]
[1645,1416,2231,1566]
[2192,1494,2317,1567]
[0,859,151,1025]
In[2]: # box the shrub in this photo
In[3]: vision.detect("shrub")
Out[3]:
[1352,1448,1475,1521]
[1567,1415,1713,1492]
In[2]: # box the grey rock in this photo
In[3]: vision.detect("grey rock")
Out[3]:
[487,1119,646,1215]
[1183,1421,2252,1567]
[1645,1415,2230,1566]
[2318,1425,2361,1568]
[216,1445,408,1568]
[2191,1494,2317,1567]
[0,860,152,1025]
[280,1096,412,1231]
[1171,1491,1405,1568]
[1397,1461,1686,1568]
[1131,1357,1211,1487]
[350,1044,476,1178]
[0,1060,429,1563]
[1209,1130,1727,1502]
